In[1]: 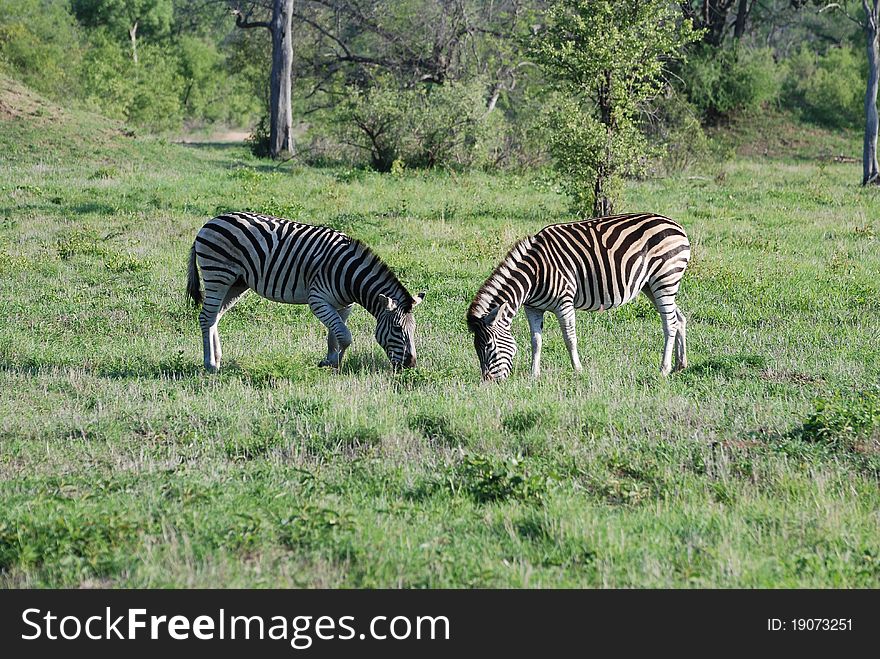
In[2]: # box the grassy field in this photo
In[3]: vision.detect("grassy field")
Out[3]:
[1,77,879,587]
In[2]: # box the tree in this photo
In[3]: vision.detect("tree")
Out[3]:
[820,0,880,184]
[232,0,294,158]
[531,0,700,216]
[72,0,173,64]
[863,0,880,184]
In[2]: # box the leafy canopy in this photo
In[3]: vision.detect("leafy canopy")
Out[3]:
[530,0,701,215]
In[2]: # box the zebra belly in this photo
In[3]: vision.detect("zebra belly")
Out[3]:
[252,282,311,305]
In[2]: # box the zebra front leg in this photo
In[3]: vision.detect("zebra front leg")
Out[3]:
[319,305,353,367]
[310,297,352,370]
[656,303,679,377]
[525,306,544,378]
[555,305,583,373]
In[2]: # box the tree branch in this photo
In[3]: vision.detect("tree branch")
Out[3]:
[232,7,271,30]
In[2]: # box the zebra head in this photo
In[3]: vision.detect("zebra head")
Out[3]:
[468,302,517,381]
[375,292,426,370]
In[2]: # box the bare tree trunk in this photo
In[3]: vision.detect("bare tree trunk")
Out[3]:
[269,0,294,158]
[592,173,613,217]
[864,0,880,185]
[733,0,750,40]
[129,21,138,65]
[593,72,614,217]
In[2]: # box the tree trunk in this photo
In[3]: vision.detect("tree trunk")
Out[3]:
[129,21,138,65]
[733,0,750,41]
[863,0,880,185]
[592,71,614,217]
[269,0,294,159]
[592,174,613,217]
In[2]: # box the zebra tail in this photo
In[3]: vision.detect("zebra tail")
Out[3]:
[186,243,203,307]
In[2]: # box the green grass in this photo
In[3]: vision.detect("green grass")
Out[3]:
[1,77,879,587]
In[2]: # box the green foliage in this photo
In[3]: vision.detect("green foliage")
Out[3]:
[0,0,84,97]
[71,0,173,43]
[79,31,184,130]
[796,389,880,453]
[647,89,711,174]
[335,78,406,171]
[335,76,491,171]
[447,452,552,504]
[530,0,700,215]
[783,45,864,130]
[0,0,260,132]
[681,46,783,120]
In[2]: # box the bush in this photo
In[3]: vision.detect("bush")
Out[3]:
[446,452,553,504]
[795,388,880,453]
[646,89,711,174]
[79,32,185,131]
[682,46,782,120]
[0,0,84,97]
[127,44,185,131]
[479,95,550,170]
[783,45,863,130]
[335,77,490,171]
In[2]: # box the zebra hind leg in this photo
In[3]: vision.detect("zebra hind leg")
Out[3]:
[212,280,249,367]
[674,307,687,372]
[319,305,353,367]
[554,304,583,373]
[199,276,240,373]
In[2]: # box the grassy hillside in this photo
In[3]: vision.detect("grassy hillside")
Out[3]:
[1,77,879,587]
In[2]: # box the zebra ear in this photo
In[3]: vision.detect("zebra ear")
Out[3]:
[483,302,509,327]
[411,291,426,308]
[378,294,397,311]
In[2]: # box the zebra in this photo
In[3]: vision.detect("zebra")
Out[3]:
[186,211,426,372]
[466,213,690,381]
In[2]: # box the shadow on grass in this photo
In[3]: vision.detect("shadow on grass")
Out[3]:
[177,141,247,151]
[684,353,769,378]
[0,355,204,380]
[66,202,119,216]
[339,351,392,376]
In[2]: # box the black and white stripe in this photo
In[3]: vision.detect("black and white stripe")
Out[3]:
[187,212,425,372]
[467,213,690,380]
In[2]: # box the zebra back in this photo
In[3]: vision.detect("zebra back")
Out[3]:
[193,212,414,315]
[469,213,690,322]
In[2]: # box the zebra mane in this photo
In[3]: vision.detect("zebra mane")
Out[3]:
[467,235,534,328]
[346,237,414,310]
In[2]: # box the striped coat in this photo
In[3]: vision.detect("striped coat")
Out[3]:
[187,212,425,372]
[467,213,690,380]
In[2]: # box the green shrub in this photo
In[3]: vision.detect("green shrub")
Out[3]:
[0,0,83,97]
[682,46,782,120]
[127,44,185,131]
[335,76,490,171]
[783,45,863,130]
[79,32,184,130]
[796,389,880,453]
[446,452,553,504]
[647,89,711,173]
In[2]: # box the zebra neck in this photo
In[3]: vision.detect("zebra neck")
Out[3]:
[358,285,411,318]
[470,237,535,320]
[341,241,411,317]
